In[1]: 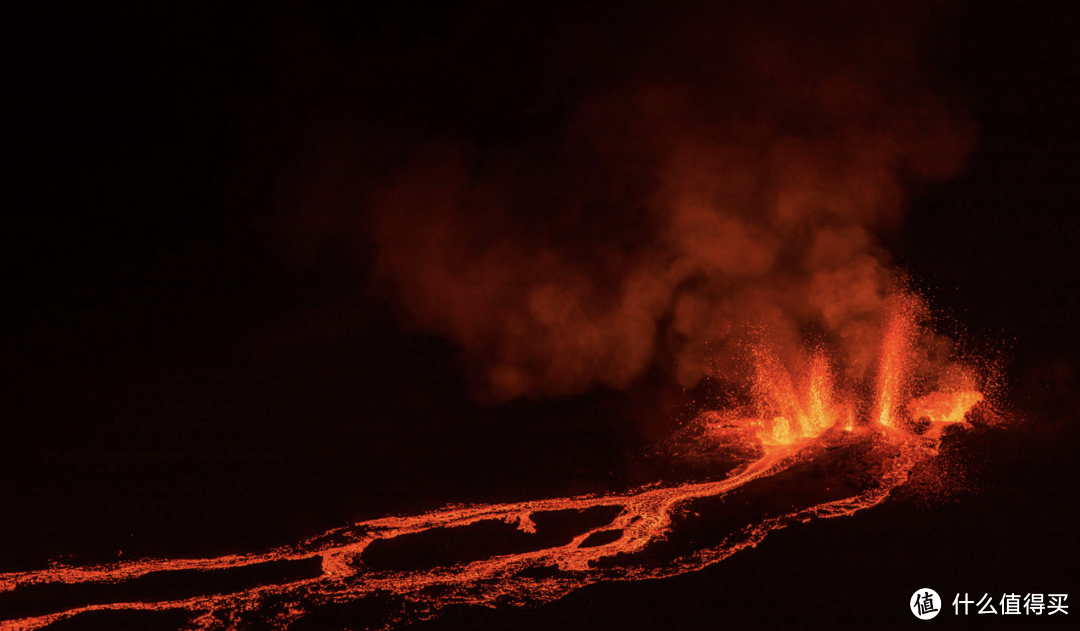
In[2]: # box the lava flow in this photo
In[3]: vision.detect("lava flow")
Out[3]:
[0,294,993,631]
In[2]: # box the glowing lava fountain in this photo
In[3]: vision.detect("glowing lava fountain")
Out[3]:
[0,295,991,630]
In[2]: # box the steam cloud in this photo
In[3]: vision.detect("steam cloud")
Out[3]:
[363,2,975,401]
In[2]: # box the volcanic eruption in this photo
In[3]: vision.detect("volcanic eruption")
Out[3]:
[5,1,1055,630]
[0,287,1001,629]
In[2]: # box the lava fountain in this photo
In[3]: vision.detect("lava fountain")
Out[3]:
[0,292,994,630]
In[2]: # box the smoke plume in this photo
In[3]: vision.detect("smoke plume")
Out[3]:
[364,2,974,401]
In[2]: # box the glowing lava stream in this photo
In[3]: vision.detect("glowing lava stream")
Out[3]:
[1,421,970,631]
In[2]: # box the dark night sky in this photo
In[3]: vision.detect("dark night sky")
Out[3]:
[3,1,1078,628]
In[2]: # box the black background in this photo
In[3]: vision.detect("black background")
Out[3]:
[3,1,1078,628]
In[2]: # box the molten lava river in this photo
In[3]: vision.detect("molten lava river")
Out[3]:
[0,298,997,630]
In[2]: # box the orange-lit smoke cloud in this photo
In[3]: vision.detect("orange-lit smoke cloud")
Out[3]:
[369,2,975,401]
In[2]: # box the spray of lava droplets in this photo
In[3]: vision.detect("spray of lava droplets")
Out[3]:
[0,291,997,630]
